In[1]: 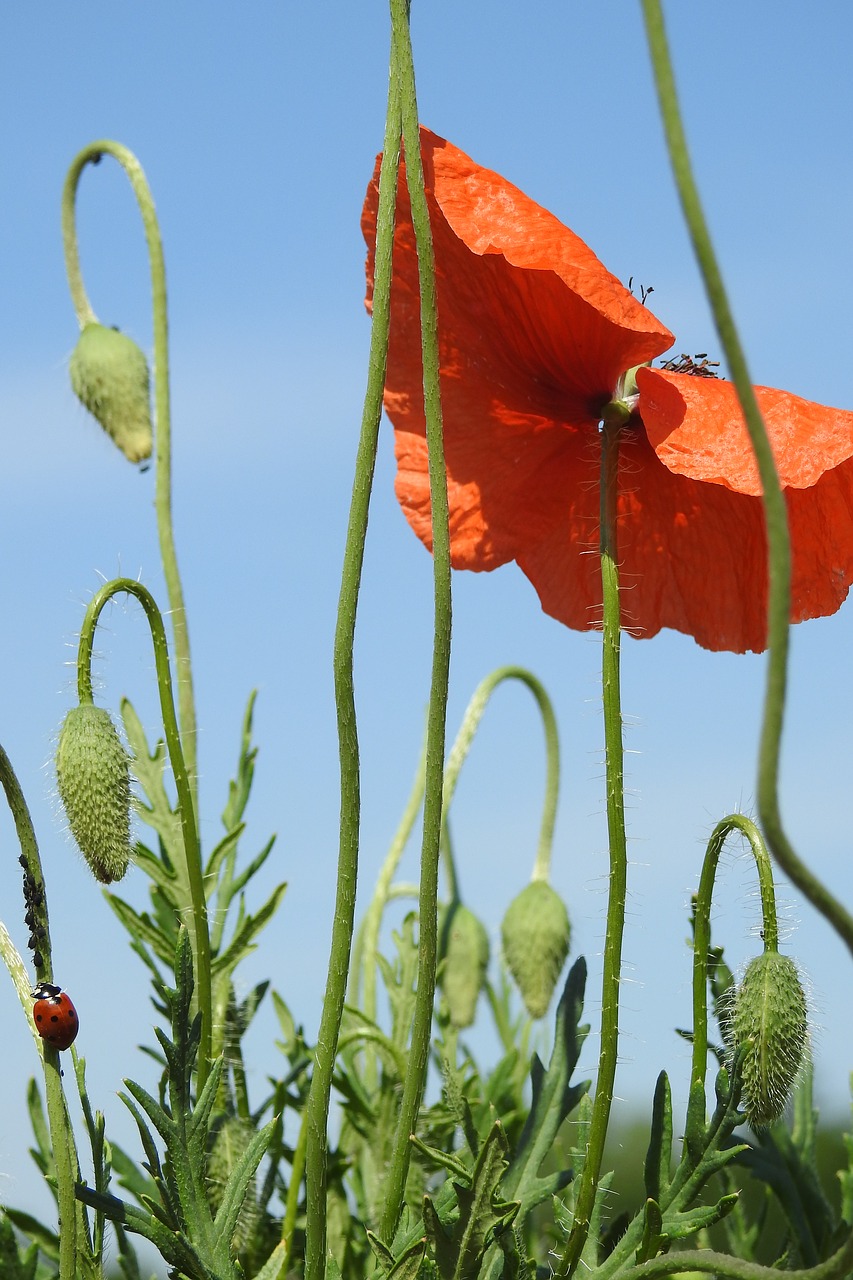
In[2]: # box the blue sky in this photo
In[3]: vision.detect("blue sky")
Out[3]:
[2,1,853,1244]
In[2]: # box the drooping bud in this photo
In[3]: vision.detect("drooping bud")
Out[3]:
[501,880,571,1019]
[730,950,808,1127]
[56,703,132,883]
[439,903,489,1029]
[69,322,153,463]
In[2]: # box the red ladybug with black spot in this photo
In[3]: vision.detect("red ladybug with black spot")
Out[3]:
[32,982,79,1051]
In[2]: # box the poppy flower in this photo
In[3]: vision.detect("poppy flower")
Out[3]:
[362,128,853,653]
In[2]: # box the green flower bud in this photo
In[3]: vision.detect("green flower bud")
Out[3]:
[207,1116,261,1252]
[731,950,808,1127]
[501,880,571,1019]
[439,903,489,1029]
[56,703,132,884]
[69,322,153,463]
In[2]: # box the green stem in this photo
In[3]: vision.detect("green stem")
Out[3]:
[350,738,426,1026]
[640,1,853,956]
[301,60,403,1280]
[0,745,80,1280]
[379,0,453,1241]
[76,578,211,1089]
[62,141,198,815]
[624,1228,853,1280]
[559,420,627,1277]
[690,815,778,1102]
[441,666,560,883]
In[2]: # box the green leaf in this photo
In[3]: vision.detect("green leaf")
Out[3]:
[0,1212,38,1280]
[210,1118,276,1267]
[211,882,287,980]
[502,957,590,1212]
[635,1197,667,1264]
[0,1207,56,1264]
[107,895,174,965]
[644,1071,673,1202]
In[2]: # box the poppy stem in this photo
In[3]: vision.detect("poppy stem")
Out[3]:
[302,34,404,1280]
[62,142,199,817]
[690,815,778,1111]
[378,0,453,1244]
[560,421,628,1277]
[640,0,853,959]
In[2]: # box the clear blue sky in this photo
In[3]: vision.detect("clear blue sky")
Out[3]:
[2,1,853,1243]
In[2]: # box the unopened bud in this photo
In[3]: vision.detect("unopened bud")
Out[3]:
[56,704,132,884]
[501,880,570,1019]
[439,903,489,1029]
[69,322,153,463]
[731,950,808,1127]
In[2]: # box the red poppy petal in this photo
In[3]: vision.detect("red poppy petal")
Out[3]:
[363,130,674,407]
[638,367,853,495]
[518,428,853,653]
[362,130,674,569]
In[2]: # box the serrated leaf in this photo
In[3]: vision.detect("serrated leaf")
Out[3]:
[665,1192,739,1239]
[107,895,174,965]
[502,958,589,1210]
[211,882,287,979]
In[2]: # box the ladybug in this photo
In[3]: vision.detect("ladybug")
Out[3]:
[32,982,79,1051]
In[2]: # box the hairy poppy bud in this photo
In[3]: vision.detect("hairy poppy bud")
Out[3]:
[731,950,808,1127]
[69,322,153,463]
[501,880,570,1019]
[56,704,132,884]
[439,903,489,1028]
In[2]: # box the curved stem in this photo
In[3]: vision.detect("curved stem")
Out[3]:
[76,578,211,1089]
[560,421,627,1277]
[441,666,560,883]
[690,814,779,1102]
[378,0,453,1241]
[62,142,198,814]
[640,1,853,957]
[302,61,403,1280]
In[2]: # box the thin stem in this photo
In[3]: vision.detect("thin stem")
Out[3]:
[62,142,198,814]
[559,421,628,1277]
[441,666,560,884]
[640,1,853,956]
[0,745,81,1280]
[690,814,779,1103]
[301,61,403,1280]
[76,578,212,1089]
[379,0,453,1241]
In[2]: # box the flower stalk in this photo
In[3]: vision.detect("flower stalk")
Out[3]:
[301,41,403,1280]
[560,420,629,1276]
[74,578,212,1089]
[62,142,198,814]
[639,0,853,956]
[377,0,453,1241]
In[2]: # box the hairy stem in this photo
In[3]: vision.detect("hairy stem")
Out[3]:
[62,141,198,813]
[379,0,453,1241]
[301,55,403,1280]
[560,421,628,1276]
[76,578,211,1088]
[640,0,853,955]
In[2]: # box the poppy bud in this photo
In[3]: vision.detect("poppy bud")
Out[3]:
[439,903,489,1029]
[730,950,808,1127]
[501,880,570,1019]
[56,704,132,884]
[69,322,153,463]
